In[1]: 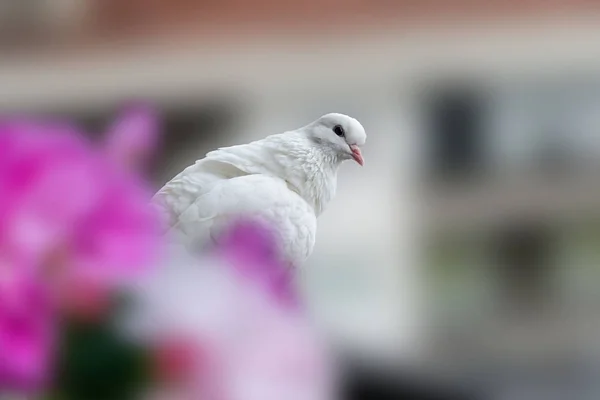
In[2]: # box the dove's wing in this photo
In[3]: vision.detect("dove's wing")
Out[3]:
[171,173,317,263]
[153,141,317,263]
[154,135,288,228]
[153,158,246,229]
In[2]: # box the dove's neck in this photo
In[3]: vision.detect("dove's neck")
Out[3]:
[262,132,342,216]
[290,136,342,216]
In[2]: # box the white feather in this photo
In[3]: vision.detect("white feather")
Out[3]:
[153,113,366,265]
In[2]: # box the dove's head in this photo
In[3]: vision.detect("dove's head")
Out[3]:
[305,113,366,166]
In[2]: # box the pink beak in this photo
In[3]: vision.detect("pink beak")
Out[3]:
[349,144,364,166]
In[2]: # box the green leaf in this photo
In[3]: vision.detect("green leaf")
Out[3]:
[54,319,150,400]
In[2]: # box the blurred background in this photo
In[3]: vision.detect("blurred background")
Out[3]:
[2,1,600,399]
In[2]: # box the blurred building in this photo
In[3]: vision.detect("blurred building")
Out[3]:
[2,1,600,399]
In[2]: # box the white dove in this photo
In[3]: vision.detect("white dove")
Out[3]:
[153,113,366,265]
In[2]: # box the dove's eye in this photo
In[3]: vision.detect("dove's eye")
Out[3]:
[333,125,345,138]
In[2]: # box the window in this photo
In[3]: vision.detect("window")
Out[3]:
[424,85,488,183]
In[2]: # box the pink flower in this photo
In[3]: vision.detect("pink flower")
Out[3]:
[132,219,334,400]
[0,273,54,391]
[105,104,161,173]
[217,218,299,308]
[0,114,162,282]
[0,107,163,391]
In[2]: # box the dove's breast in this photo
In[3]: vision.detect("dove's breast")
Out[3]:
[157,172,317,265]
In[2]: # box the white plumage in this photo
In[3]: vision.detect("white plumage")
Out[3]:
[153,113,366,265]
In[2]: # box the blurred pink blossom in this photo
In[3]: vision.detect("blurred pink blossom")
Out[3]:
[217,218,299,308]
[105,104,161,172]
[0,115,162,283]
[0,273,54,391]
[133,219,335,400]
[0,108,163,391]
